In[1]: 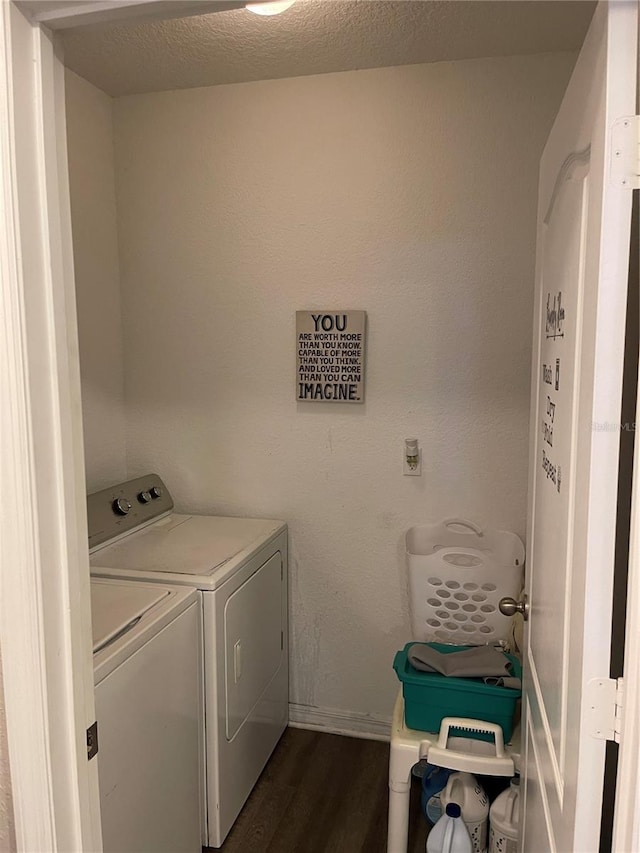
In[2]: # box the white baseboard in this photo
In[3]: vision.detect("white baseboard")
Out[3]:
[288,703,391,742]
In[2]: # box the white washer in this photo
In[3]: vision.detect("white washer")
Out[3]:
[88,475,289,848]
[91,577,202,853]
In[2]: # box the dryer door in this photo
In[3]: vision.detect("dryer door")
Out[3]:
[224,551,284,740]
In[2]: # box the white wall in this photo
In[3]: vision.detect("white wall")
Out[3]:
[110,53,574,730]
[66,71,127,493]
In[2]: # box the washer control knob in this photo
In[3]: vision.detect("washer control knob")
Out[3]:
[138,491,152,504]
[113,497,132,516]
[150,486,163,499]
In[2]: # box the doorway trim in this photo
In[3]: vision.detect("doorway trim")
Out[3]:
[1,4,101,850]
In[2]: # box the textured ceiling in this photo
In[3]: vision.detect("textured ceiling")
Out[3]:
[61,0,594,97]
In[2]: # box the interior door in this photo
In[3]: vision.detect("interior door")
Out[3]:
[522,2,637,850]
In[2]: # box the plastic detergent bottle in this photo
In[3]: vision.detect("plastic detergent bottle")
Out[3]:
[441,772,489,853]
[421,764,453,825]
[426,802,473,853]
[489,776,520,853]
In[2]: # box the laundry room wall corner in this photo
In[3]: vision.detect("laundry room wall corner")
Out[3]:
[65,69,127,492]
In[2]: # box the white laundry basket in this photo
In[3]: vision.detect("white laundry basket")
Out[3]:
[407,519,524,647]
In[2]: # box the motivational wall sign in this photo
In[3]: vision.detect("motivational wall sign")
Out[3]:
[296,311,367,403]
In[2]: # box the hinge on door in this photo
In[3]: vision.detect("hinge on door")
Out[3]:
[611,116,640,188]
[587,677,623,743]
[281,631,284,651]
[87,721,98,760]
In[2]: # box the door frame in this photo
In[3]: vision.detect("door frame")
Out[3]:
[613,371,640,850]
[1,1,639,850]
[612,6,640,846]
[0,4,101,850]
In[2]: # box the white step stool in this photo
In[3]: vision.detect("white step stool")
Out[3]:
[386,690,521,853]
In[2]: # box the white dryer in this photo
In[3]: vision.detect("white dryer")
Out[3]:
[88,475,289,848]
[91,577,202,853]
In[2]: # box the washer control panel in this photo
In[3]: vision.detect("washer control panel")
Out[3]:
[87,473,174,550]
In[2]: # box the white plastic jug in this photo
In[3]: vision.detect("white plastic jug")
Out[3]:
[489,777,520,853]
[441,772,489,853]
[427,802,473,853]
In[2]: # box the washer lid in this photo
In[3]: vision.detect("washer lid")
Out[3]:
[90,578,170,653]
[90,514,284,577]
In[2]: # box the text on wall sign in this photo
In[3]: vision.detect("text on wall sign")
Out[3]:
[296,311,367,403]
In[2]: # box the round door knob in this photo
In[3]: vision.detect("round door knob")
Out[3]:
[150,486,163,499]
[499,594,529,621]
[113,497,132,516]
[138,491,152,504]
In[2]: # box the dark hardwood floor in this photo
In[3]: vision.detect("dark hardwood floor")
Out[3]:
[213,727,428,853]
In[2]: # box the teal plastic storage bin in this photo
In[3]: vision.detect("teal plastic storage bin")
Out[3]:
[393,642,521,742]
